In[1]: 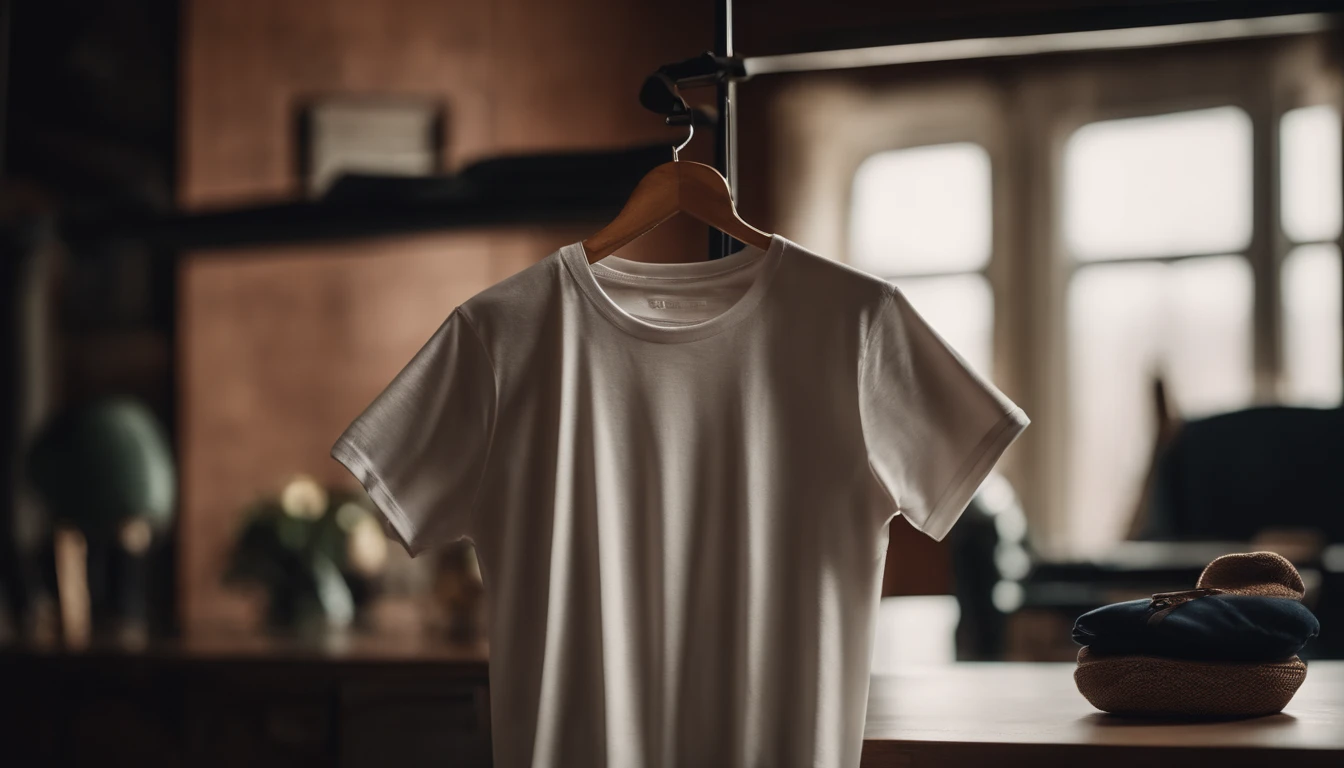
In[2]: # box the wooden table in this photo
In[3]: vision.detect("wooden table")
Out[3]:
[10,637,1341,767]
[862,662,1344,768]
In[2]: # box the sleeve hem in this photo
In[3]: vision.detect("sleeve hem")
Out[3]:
[907,407,1030,542]
[330,437,427,557]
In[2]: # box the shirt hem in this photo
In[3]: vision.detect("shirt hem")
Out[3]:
[909,407,1030,542]
[330,437,426,557]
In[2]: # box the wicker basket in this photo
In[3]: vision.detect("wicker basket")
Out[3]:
[1074,646,1306,718]
[1074,552,1310,718]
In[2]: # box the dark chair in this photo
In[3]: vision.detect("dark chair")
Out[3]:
[1139,405,1344,542]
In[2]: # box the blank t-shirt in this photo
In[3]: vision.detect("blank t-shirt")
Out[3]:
[331,235,1028,768]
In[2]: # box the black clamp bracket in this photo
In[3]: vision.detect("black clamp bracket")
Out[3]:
[639,52,747,127]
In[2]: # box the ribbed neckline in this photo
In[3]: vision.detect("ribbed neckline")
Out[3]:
[559,234,788,343]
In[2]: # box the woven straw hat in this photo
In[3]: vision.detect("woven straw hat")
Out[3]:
[1197,551,1305,599]
[1075,552,1309,718]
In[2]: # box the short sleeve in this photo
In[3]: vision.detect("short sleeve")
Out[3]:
[859,288,1029,541]
[331,309,496,556]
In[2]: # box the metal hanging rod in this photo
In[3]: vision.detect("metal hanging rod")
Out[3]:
[644,11,1336,102]
[746,12,1334,77]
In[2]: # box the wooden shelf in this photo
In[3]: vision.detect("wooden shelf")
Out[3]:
[62,144,670,251]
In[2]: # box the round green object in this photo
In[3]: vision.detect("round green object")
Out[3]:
[28,398,176,535]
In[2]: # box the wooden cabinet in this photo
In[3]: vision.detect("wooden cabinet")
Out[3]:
[2,635,491,768]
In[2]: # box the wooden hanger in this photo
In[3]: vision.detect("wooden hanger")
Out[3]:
[582,120,773,263]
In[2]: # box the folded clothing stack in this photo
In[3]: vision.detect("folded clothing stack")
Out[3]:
[1072,552,1320,718]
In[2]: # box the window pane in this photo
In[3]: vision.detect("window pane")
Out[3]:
[1064,107,1253,261]
[1067,257,1253,553]
[1282,244,1342,406]
[895,274,994,376]
[1281,105,1342,243]
[850,143,991,274]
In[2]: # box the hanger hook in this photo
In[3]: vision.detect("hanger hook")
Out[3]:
[673,120,693,162]
[667,82,693,162]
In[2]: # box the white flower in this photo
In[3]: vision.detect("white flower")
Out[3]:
[280,475,327,520]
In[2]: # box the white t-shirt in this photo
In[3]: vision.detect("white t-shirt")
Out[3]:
[332,235,1028,768]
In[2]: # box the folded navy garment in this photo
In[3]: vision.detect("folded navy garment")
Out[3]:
[1072,593,1319,662]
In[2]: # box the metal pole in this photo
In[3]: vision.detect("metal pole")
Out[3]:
[711,0,733,259]
[0,0,11,178]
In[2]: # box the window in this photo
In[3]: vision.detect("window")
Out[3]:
[1281,105,1342,243]
[1280,105,1342,406]
[796,36,1343,556]
[1063,108,1257,550]
[849,143,994,374]
[1064,107,1254,260]
[1283,245,1341,405]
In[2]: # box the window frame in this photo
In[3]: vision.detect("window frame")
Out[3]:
[1035,57,1273,554]
[767,33,1343,557]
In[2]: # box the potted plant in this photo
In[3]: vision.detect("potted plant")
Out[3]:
[224,475,388,633]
